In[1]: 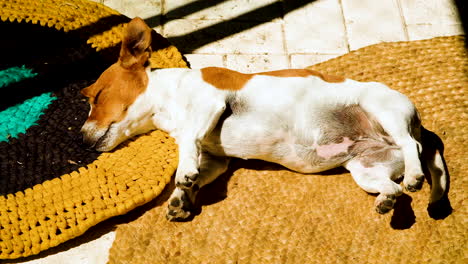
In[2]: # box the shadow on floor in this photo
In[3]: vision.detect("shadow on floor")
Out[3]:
[454,0,467,47]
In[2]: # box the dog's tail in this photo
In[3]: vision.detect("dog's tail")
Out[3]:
[420,127,449,204]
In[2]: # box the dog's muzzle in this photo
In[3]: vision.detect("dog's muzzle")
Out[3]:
[80,122,110,150]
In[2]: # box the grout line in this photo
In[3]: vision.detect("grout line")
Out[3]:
[160,0,167,37]
[337,0,351,52]
[280,22,291,68]
[161,0,166,15]
[412,22,463,26]
[396,0,410,41]
[280,0,291,68]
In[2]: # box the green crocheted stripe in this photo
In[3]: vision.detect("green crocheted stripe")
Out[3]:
[0,66,37,88]
[0,93,57,142]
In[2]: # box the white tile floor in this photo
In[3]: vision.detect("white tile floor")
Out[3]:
[8,0,464,263]
[96,0,463,72]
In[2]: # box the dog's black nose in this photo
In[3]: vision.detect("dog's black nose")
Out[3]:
[81,133,96,149]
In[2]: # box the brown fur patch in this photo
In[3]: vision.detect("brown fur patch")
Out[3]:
[201,67,253,91]
[82,63,148,128]
[201,67,345,90]
[258,69,345,83]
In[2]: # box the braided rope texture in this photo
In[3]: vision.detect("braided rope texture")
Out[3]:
[0,0,187,69]
[0,66,37,88]
[109,36,467,264]
[0,93,55,142]
[0,0,186,259]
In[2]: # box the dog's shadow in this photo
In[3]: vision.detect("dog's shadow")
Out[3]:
[193,159,351,208]
[189,159,285,218]
[390,194,416,229]
[421,128,453,220]
[192,160,420,228]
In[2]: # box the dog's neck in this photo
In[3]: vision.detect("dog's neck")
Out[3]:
[146,68,196,136]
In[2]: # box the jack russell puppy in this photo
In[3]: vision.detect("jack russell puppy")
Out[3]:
[81,18,447,221]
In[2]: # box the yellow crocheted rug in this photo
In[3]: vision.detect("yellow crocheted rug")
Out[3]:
[109,36,467,264]
[0,0,185,259]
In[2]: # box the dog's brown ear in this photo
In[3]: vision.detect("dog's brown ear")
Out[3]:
[119,17,152,69]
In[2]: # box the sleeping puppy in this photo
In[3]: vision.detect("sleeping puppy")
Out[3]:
[80,18,448,221]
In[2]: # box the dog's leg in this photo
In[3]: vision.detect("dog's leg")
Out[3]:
[361,89,424,192]
[167,152,231,221]
[195,152,232,187]
[421,127,448,203]
[174,101,226,189]
[345,158,404,214]
[372,112,423,192]
[174,138,202,189]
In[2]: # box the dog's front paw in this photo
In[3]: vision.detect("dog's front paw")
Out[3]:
[175,172,199,189]
[375,194,396,214]
[166,188,193,221]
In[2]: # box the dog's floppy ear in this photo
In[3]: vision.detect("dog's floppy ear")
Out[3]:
[119,17,152,69]
[81,83,98,98]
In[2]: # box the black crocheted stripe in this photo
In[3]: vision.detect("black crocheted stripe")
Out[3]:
[0,82,101,195]
[0,21,114,195]
[0,21,111,111]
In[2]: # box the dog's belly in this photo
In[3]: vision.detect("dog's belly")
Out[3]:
[202,103,397,173]
[203,115,356,173]
[203,129,351,173]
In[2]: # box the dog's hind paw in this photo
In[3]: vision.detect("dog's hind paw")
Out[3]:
[375,194,396,214]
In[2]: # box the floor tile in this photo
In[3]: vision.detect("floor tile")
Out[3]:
[164,0,282,22]
[407,23,464,40]
[19,232,115,264]
[103,0,162,20]
[163,19,285,54]
[290,54,344,68]
[400,0,461,25]
[342,0,407,50]
[185,54,225,69]
[284,0,348,54]
[225,54,289,73]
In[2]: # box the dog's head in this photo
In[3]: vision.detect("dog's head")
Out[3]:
[81,17,155,151]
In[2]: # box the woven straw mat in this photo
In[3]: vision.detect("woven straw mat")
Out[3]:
[0,0,186,259]
[109,36,467,264]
